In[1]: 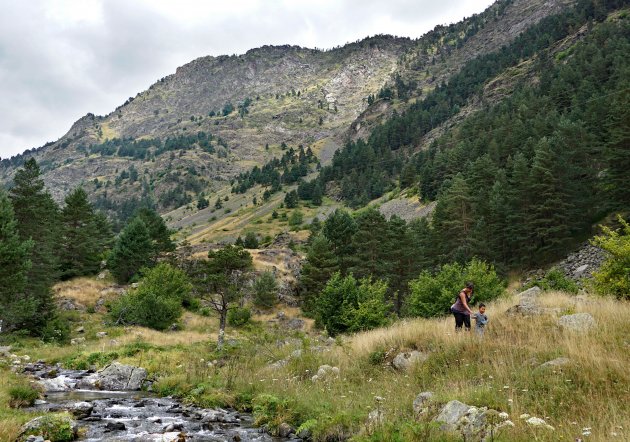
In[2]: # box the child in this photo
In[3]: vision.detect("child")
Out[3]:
[473,303,488,336]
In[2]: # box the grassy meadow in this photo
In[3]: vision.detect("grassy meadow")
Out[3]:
[1,278,628,442]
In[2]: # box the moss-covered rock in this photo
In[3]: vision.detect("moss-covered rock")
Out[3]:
[18,414,77,442]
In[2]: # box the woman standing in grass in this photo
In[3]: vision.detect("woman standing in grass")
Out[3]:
[450,282,474,331]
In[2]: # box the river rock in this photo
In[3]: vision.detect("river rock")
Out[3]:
[557,313,596,332]
[71,401,94,419]
[412,391,434,416]
[278,422,294,437]
[19,415,78,441]
[24,436,45,442]
[104,421,126,431]
[92,362,148,390]
[392,351,428,371]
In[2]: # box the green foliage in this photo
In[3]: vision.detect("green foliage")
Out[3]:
[9,158,59,333]
[227,306,251,327]
[315,273,390,336]
[299,235,339,313]
[18,414,76,442]
[40,316,71,345]
[108,217,153,284]
[0,190,35,334]
[526,268,578,294]
[59,187,104,279]
[133,207,176,259]
[109,263,191,330]
[253,271,278,309]
[288,210,304,229]
[252,394,297,433]
[243,231,259,249]
[407,259,505,318]
[8,383,40,408]
[592,216,630,299]
[284,190,299,209]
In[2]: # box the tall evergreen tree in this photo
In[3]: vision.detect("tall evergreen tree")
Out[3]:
[299,235,339,313]
[133,207,175,261]
[322,209,357,273]
[349,207,389,280]
[432,173,473,263]
[9,158,59,329]
[109,217,153,284]
[603,89,630,209]
[0,191,35,333]
[59,187,101,279]
[386,215,415,315]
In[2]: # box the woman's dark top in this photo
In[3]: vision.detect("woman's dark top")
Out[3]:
[451,290,471,315]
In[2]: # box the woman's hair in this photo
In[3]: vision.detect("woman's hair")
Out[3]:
[465,281,475,291]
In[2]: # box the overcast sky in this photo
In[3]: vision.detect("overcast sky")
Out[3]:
[0,0,494,158]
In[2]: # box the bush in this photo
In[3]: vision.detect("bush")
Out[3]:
[253,271,278,309]
[40,316,71,344]
[315,273,390,336]
[227,307,251,326]
[592,216,630,299]
[9,384,40,408]
[243,232,259,249]
[406,258,505,318]
[526,268,578,294]
[109,263,191,330]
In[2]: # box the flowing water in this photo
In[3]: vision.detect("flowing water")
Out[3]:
[24,363,291,442]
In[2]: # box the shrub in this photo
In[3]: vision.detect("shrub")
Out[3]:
[227,307,251,326]
[109,263,191,330]
[526,268,578,294]
[40,316,71,344]
[9,384,40,408]
[406,258,505,318]
[315,273,390,336]
[253,271,278,309]
[592,216,630,299]
[243,232,259,249]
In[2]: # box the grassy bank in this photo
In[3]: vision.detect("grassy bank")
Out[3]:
[1,282,628,441]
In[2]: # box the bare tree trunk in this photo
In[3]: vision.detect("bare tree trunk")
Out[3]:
[217,308,227,350]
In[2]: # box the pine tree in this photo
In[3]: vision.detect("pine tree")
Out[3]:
[299,235,339,313]
[322,209,357,273]
[603,90,630,209]
[431,173,473,263]
[505,153,534,268]
[9,158,59,330]
[109,217,153,284]
[133,207,175,261]
[349,207,389,280]
[0,190,35,333]
[528,138,572,262]
[386,215,415,315]
[59,187,101,279]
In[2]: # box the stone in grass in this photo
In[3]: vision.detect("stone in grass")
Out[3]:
[392,351,428,371]
[18,415,78,442]
[412,391,434,416]
[557,313,596,333]
[277,422,294,438]
[434,400,471,431]
[536,357,571,371]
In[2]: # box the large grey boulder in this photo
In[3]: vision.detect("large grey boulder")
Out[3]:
[434,400,471,430]
[557,313,596,333]
[90,362,148,390]
[392,351,428,371]
[434,401,514,439]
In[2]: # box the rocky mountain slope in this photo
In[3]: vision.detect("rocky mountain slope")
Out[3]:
[0,0,576,230]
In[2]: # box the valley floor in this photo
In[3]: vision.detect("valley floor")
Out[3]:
[1,279,629,442]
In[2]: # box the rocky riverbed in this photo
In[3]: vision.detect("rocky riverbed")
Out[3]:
[20,362,292,442]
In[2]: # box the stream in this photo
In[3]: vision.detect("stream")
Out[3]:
[22,362,292,442]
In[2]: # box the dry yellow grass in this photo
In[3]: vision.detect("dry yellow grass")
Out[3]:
[53,277,111,308]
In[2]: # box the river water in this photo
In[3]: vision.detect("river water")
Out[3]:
[23,362,290,442]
